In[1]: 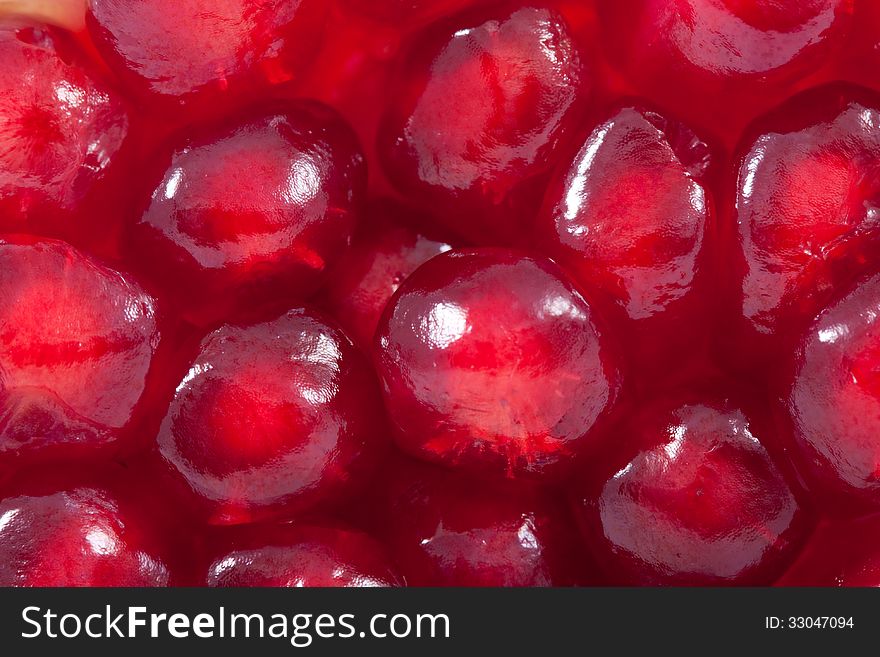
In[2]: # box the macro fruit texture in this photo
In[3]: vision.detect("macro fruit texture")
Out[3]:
[788,272,880,513]
[4,0,880,587]
[319,200,453,348]
[129,102,367,327]
[157,308,387,525]
[204,525,404,587]
[571,392,810,585]
[374,248,621,480]
[0,21,129,245]
[598,0,855,143]
[378,5,590,244]
[371,456,588,586]
[340,0,487,27]
[536,105,714,376]
[727,86,880,374]
[776,514,880,586]
[86,0,327,117]
[0,487,169,586]
[0,237,159,465]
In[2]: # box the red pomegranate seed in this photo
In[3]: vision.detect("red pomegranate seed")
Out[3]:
[0,237,159,463]
[729,86,880,371]
[0,487,169,586]
[86,0,328,115]
[571,392,811,585]
[789,271,880,512]
[130,102,366,328]
[158,308,387,525]
[536,105,714,375]
[378,5,590,244]
[0,22,129,243]
[374,248,621,481]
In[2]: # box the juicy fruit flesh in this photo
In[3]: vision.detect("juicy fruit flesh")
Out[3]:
[663,0,842,76]
[374,248,620,478]
[634,0,849,75]
[0,23,128,235]
[376,457,586,586]
[158,309,385,524]
[0,488,169,586]
[598,0,854,143]
[86,0,327,110]
[131,104,367,326]
[340,0,484,26]
[0,238,157,457]
[540,107,710,320]
[737,98,880,336]
[394,10,579,193]
[790,272,880,507]
[573,399,807,585]
[379,5,588,242]
[2,0,880,587]
[721,0,832,30]
[544,108,708,320]
[536,105,714,378]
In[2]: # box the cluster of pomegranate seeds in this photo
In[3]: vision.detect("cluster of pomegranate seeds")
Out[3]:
[3,0,880,587]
